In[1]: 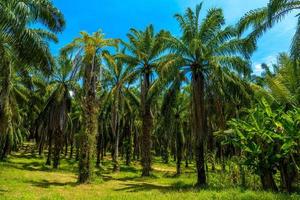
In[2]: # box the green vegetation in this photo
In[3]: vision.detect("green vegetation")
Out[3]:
[1,0,300,199]
[1,146,299,200]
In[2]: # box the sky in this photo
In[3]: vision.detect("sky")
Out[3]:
[51,0,298,75]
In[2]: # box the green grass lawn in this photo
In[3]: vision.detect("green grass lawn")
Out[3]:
[0,149,299,200]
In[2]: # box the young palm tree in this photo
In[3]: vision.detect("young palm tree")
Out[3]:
[61,31,118,183]
[119,25,170,176]
[165,3,253,186]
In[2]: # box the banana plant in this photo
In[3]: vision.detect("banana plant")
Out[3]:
[227,98,300,192]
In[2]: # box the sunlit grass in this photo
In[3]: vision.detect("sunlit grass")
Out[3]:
[0,151,299,200]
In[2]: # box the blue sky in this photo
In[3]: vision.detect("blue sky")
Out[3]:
[52,0,298,75]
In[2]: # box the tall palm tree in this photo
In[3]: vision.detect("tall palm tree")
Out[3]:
[165,3,253,186]
[61,31,118,183]
[119,25,170,176]
[102,50,135,171]
[0,0,65,159]
[34,56,76,168]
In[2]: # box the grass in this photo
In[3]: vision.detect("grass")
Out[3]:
[0,148,299,200]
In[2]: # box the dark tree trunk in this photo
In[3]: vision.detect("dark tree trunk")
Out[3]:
[70,137,74,159]
[192,67,206,186]
[124,117,132,166]
[46,131,53,165]
[111,90,121,172]
[38,138,44,156]
[279,158,295,193]
[0,134,10,160]
[184,122,191,168]
[75,140,79,161]
[175,115,183,175]
[0,63,12,161]
[141,71,152,176]
[96,119,103,168]
[96,133,101,168]
[133,127,139,161]
[53,130,63,169]
[260,167,278,191]
[64,136,68,157]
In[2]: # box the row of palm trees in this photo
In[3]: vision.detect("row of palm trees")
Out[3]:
[1,0,300,188]
[48,3,255,185]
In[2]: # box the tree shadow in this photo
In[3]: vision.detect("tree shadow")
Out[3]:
[114,182,171,192]
[5,160,51,172]
[0,188,9,194]
[114,181,195,193]
[120,166,140,173]
[27,179,77,188]
[101,174,142,182]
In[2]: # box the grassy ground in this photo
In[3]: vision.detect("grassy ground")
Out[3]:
[0,148,299,199]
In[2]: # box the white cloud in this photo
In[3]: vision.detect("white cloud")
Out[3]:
[253,64,264,75]
[252,55,277,75]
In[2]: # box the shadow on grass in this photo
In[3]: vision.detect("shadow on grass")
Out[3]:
[120,166,140,173]
[0,188,9,194]
[101,174,141,182]
[113,180,246,193]
[114,181,195,193]
[4,160,52,172]
[27,179,77,188]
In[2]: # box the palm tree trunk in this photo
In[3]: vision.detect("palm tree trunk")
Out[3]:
[124,116,132,166]
[53,130,63,169]
[0,63,12,160]
[133,127,139,161]
[46,131,53,165]
[175,115,183,175]
[78,62,99,183]
[112,91,120,172]
[260,167,278,191]
[192,68,206,186]
[96,123,102,168]
[141,71,152,176]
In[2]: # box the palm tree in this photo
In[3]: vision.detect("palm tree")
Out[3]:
[238,0,300,59]
[252,53,300,106]
[160,72,188,175]
[34,56,76,168]
[165,3,253,186]
[119,25,170,176]
[102,50,135,171]
[61,30,118,183]
[0,0,65,160]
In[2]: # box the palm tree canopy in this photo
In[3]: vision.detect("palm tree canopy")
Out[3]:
[164,3,254,78]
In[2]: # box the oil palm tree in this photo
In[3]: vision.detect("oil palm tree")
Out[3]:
[164,3,253,186]
[238,0,300,59]
[0,0,65,160]
[34,55,76,168]
[102,50,135,171]
[61,30,118,183]
[252,53,300,106]
[119,25,170,176]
